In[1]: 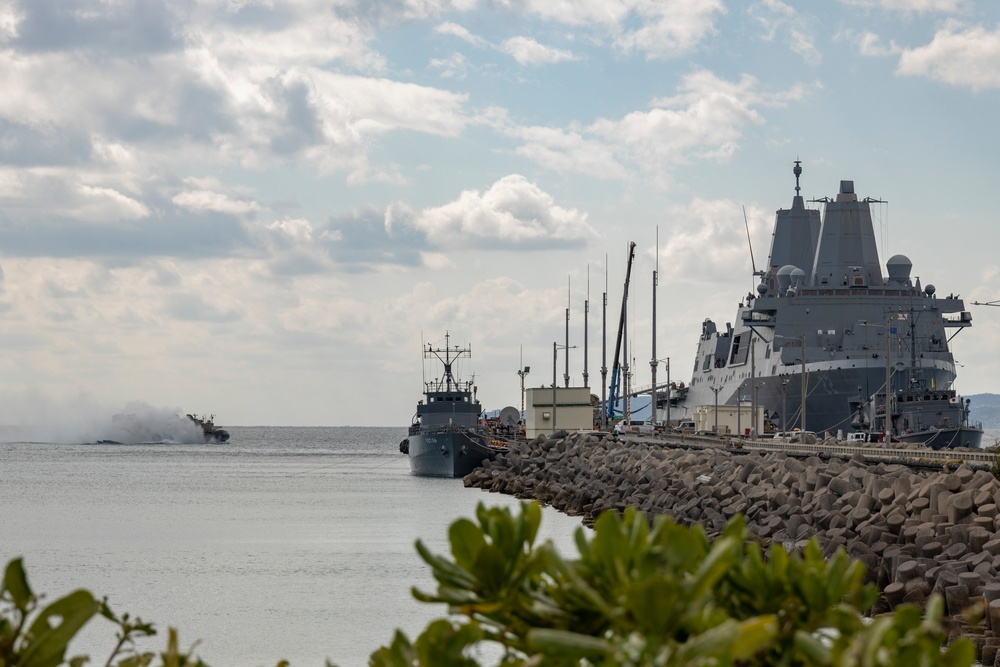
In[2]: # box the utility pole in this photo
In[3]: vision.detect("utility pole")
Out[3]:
[750,335,756,437]
[801,333,807,434]
[583,267,590,389]
[650,268,658,425]
[517,347,530,423]
[781,379,789,433]
[564,291,570,389]
[665,357,670,427]
[601,290,607,431]
[710,385,722,434]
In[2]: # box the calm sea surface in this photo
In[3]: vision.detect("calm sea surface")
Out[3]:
[0,426,585,667]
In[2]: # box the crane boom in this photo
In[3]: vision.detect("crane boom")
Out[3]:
[608,241,636,420]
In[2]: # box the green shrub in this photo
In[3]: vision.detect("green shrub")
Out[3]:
[371,502,975,667]
[0,503,979,667]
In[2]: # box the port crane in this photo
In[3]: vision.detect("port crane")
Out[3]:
[607,241,636,421]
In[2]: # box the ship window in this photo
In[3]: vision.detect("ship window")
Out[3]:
[702,354,712,371]
[730,334,742,364]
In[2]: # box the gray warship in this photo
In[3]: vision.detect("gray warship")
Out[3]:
[400,332,498,477]
[672,162,979,446]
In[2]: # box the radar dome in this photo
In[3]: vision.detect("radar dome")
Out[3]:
[790,267,806,288]
[498,406,521,426]
[757,282,767,295]
[925,284,936,296]
[886,254,912,284]
[776,265,796,294]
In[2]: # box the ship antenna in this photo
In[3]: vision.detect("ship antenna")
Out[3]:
[794,159,802,197]
[743,205,758,278]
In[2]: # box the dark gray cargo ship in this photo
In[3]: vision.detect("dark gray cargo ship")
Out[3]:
[400,332,498,477]
[673,162,979,447]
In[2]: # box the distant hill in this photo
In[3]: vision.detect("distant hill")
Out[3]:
[968,393,1000,430]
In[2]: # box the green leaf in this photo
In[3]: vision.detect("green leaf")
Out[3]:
[3,558,33,610]
[673,619,739,663]
[368,629,417,667]
[20,589,100,667]
[793,629,831,664]
[942,638,976,667]
[472,544,507,596]
[449,519,487,571]
[525,628,610,658]
[730,615,779,660]
[517,501,542,552]
[413,619,483,666]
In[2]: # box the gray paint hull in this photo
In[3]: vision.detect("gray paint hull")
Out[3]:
[407,430,495,477]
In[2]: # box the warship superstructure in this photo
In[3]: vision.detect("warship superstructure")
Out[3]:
[673,163,975,442]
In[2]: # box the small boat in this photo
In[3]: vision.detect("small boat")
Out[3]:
[108,411,229,443]
[858,387,983,450]
[187,414,230,443]
[402,332,498,477]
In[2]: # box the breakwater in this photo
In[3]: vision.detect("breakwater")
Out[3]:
[465,430,1000,663]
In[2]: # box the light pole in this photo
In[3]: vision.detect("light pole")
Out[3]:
[780,379,789,434]
[774,334,807,433]
[517,364,530,422]
[710,385,722,434]
[737,381,744,437]
[749,335,757,437]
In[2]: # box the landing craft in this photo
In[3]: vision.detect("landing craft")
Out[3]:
[671,162,977,445]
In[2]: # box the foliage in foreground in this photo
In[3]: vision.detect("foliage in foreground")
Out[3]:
[0,557,291,667]
[0,502,978,667]
[371,502,975,667]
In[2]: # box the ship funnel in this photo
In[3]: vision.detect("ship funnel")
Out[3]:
[837,181,857,202]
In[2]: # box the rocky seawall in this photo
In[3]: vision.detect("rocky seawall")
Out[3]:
[465,430,1000,663]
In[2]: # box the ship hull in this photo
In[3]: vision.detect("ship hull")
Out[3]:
[407,429,495,477]
[898,427,983,450]
[680,362,954,437]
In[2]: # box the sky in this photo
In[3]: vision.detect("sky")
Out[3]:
[1,0,999,428]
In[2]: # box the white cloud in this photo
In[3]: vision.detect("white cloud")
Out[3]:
[660,198,770,285]
[408,175,597,247]
[311,72,469,138]
[750,1,821,65]
[837,0,965,12]
[0,2,20,42]
[613,0,726,58]
[76,186,151,222]
[172,190,262,216]
[506,70,802,178]
[434,21,488,48]
[510,125,629,179]
[855,30,898,56]
[500,36,577,65]
[515,0,726,59]
[895,21,1000,91]
[429,52,470,79]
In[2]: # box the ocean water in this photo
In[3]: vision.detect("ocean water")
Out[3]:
[0,426,585,667]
